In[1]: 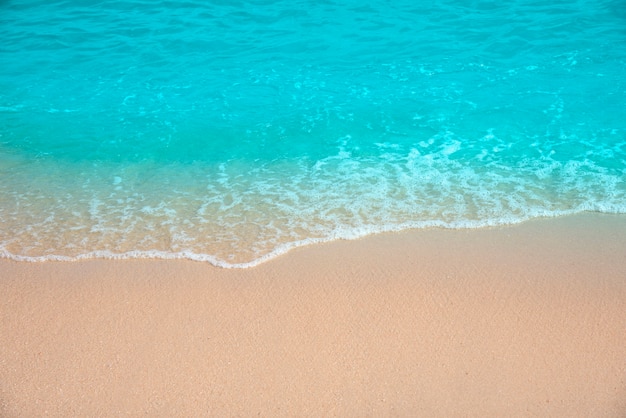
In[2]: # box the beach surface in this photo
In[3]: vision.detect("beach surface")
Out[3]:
[1,213,625,417]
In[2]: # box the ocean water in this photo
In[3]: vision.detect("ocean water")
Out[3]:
[1,0,625,267]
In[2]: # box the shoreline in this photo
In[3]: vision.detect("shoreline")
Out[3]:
[1,210,624,269]
[2,213,626,416]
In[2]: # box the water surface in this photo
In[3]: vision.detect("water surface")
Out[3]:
[1,0,625,266]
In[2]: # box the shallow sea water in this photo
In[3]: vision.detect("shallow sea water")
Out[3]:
[1,0,625,266]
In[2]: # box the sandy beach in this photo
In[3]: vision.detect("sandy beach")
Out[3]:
[1,213,625,417]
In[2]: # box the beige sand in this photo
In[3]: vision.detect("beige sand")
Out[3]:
[1,213,625,417]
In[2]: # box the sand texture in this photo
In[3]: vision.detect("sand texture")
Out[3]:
[1,213,625,417]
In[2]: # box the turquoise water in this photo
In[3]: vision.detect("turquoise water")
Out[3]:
[1,0,625,267]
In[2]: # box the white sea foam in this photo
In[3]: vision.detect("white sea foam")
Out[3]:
[1,142,625,269]
[2,117,626,267]
[1,206,624,269]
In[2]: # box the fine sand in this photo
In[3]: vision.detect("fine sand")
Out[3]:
[1,213,625,417]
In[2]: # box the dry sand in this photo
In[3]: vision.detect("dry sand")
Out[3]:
[1,213,625,417]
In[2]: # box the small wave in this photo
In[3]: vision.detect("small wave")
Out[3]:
[2,208,623,269]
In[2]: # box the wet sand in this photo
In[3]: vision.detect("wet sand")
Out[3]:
[1,213,625,417]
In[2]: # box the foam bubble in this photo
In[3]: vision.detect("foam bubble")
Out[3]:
[1,140,625,268]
